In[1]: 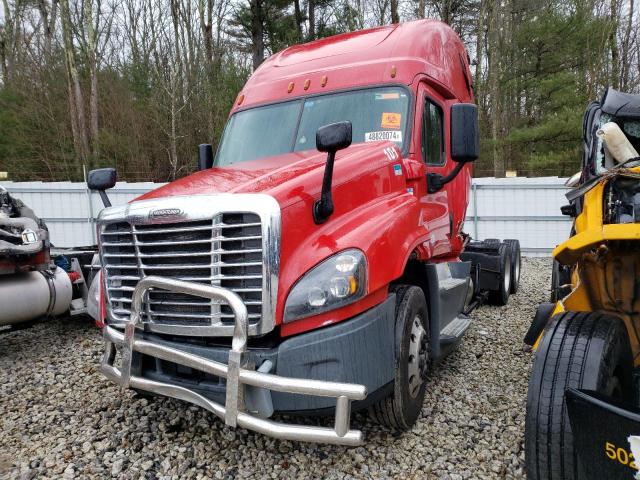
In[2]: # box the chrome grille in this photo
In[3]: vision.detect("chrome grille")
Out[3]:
[97,195,280,337]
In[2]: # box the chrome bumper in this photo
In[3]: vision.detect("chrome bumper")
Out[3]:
[100,276,367,446]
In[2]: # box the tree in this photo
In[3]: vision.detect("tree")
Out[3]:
[60,0,89,166]
[0,0,639,182]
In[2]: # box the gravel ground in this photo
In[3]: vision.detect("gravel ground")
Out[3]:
[1,257,551,480]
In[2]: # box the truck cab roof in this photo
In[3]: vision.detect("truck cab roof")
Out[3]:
[233,19,473,113]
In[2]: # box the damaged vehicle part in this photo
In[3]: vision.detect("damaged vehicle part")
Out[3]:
[0,187,97,326]
[0,186,50,275]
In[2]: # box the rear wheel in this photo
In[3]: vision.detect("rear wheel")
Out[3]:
[487,244,511,306]
[369,285,430,431]
[504,239,521,294]
[525,311,633,480]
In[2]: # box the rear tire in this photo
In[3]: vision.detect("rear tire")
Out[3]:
[369,285,430,431]
[487,244,511,306]
[525,311,633,480]
[504,239,521,294]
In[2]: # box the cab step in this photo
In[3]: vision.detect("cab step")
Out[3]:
[425,261,472,361]
[440,314,471,340]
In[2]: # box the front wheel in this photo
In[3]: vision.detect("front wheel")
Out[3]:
[369,285,430,431]
[525,311,633,480]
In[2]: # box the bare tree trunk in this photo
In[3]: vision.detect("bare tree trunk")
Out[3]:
[1,0,14,83]
[60,0,89,164]
[37,0,58,60]
[170,80,178,180]
[620,0,634,89]
[0,25,7,83]
[170,0,186,96]
[487,1,503,177]
[474,0,485,107]
[293,0,303,41]
[418,0,425,18]
[390,0,399,23]
[308,0,315,41]
[84,0,99,159]
[198,0,214,69]
[251,0,264,69]
[609,0,620,89]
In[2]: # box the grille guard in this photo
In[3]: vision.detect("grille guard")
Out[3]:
[100,276,367,446]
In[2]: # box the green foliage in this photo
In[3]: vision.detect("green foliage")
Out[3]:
[474,2,616,177]
[0,0,634,180]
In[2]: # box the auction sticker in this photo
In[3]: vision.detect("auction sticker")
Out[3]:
[381,112,402,129]
[365,131,402,142]
[375,92,400,100]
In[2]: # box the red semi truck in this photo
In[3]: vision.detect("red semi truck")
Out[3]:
[88,20,519,445]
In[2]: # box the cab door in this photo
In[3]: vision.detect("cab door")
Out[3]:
[408,83,452,258]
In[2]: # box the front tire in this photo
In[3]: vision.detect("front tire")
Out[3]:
[369,285,430,431]
[525,311,633,480]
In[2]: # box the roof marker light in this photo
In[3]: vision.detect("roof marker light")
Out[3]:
[321,75,328,87]
[304,79,311,90]
[287,82,295,93]
[390,66,397,78]
[237,94,244,105]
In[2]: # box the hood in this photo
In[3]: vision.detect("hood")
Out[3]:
[137,142,402,209]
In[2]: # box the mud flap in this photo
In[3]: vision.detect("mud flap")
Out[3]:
[459,240,504,292]
[566,388,640,480]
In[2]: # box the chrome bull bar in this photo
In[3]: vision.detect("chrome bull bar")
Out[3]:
[100,276,367,446]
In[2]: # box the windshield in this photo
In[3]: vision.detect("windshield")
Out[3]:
[215,86,411,166]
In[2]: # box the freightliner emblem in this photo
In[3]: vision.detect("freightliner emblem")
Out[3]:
[149,208,184,219]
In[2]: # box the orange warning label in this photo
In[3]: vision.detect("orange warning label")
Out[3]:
[381,112,401,129]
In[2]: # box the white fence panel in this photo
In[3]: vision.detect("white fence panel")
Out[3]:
[2,178,571,255]
[466,177,571,256]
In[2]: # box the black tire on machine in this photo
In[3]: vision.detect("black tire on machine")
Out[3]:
[525,312,633,480]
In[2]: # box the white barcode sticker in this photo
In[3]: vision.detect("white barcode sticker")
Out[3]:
[364,130,402,142]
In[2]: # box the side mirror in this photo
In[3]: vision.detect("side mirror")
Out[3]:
[198,144,213,170]
[427,103,478,194]
[316,121,352,153]
[313,121,352,224]
[450,103,479,163]
[88,168,117,208]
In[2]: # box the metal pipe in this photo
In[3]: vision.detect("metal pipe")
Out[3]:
[102,276,367,446]
[334,396,351,437]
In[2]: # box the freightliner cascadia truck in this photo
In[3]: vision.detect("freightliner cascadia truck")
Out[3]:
[88,20,519,446]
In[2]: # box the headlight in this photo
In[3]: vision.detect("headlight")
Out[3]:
[283,249,367,323]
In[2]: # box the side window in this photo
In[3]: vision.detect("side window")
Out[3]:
[421,99,444,166]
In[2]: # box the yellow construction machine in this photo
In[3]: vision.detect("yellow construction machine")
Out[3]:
[525,88,640,480]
